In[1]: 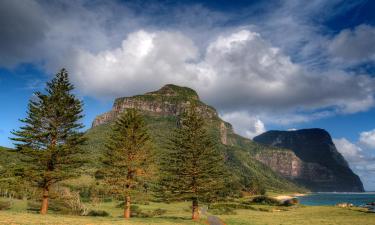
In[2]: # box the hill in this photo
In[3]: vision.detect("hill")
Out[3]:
[87,84,304,193]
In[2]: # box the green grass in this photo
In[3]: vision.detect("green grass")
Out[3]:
[0,198,374,225]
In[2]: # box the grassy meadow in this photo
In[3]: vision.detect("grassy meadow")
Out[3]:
[0,197,374,225]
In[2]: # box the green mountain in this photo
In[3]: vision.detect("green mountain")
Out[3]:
[87,84,304,193]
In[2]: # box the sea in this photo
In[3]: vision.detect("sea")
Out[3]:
[298,192,375,207]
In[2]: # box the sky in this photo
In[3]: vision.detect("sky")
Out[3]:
[0,0,374,190]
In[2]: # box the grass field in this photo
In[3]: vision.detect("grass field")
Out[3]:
[0,198,374,225]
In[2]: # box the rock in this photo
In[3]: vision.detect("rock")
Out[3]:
[92,84,218,127]
[92,84,231,145]
[253,129,364,192]
[282,198,299,206]
[336,203,353,208]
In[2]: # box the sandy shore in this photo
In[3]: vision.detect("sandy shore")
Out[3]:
[275,193,308,201]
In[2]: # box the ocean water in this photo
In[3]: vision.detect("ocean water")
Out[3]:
[298,192,375,206]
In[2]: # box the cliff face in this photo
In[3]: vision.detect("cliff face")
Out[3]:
[254,129,364,192]
[93,84,218,126]
[92,84,230,145]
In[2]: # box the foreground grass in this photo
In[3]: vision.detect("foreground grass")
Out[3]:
[0,198,374,225]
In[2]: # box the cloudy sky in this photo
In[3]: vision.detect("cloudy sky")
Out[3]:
[0,0,374,190]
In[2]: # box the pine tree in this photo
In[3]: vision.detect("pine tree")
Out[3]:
[103,109,153,219]
[11,68,86,215]
[159,104,228,220]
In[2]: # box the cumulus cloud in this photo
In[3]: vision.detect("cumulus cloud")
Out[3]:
[67,29,375,123]
[70,30,200,97]
[329,25,375,65]
[359,129,375,149]
[333,138,364,162]
[221,112,266,138]
[334,137,375,190]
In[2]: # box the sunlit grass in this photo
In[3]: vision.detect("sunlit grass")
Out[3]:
[0,198,374,225]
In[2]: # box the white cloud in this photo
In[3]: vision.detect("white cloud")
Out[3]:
[334,136,375,191]
[329,25,375,65]
[333,138,364,162]
[221,111,266,139]
[359,129,375,149]
[67,29,375,124]
[70,30,199,97]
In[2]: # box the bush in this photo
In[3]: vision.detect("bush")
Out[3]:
[129,205,166,218]
[87,210,109,217]
[251,196,281,205]
[282,198,299,206]
[0,200,11,210]
[152,208,167,216]
[209,203,257,215]
[27,187,88,215]
[209,206,236,215]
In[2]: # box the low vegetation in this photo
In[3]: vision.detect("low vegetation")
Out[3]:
[0,198,374,225]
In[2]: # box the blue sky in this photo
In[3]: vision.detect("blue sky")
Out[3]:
[0,0,374,190]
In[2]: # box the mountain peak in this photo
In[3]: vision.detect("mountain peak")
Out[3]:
[92,84,216,127]
[145,84,199,100]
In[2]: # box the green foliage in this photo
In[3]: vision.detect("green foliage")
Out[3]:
[87,209,110,217]
[101,109,154,217]
[10,68,86,214]
[208,203,258,215]
[129,205,166,218]
[158,104,231,205]
[0,200,11,210]
[11,68,86,189]
[282,198,299,206]
[251,195,281,205]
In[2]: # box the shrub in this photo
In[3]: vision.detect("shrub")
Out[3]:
[282,198,299,206]
[209,206,236,215]
[57,187,88,215]
[209,203,257,215]
[0,200,11,210]
[251,196,281,205]
[129,205,167,218]
[152,208,167,216]
[87,210,109,217]
[103,198,112,202]
[28,187,88,215]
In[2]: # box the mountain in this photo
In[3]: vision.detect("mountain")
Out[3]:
[253,129,364,192]
[88,84,304,193]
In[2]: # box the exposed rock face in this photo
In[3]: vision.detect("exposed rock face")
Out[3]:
[253,129,364,192]
[92,84,230,145]
[220,122,228,145]
[255,150,334,181]
[92,84,218,127]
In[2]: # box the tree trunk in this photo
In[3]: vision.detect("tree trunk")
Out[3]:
[124,196,131,219]
[192,198,199,220]
[40,187,49,215]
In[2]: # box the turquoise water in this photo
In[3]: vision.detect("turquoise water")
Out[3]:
[299,192,375,206]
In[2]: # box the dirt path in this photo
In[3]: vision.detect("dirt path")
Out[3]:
[201,207,225,225]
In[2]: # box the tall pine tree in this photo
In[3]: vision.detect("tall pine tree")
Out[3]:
[159,104,228,220]
[11,68,86,214]
[103,109,153,219]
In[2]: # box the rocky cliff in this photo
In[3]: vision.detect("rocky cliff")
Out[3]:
[92,84,218,127]
[92,84,231,145]
[253,129,364,192]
